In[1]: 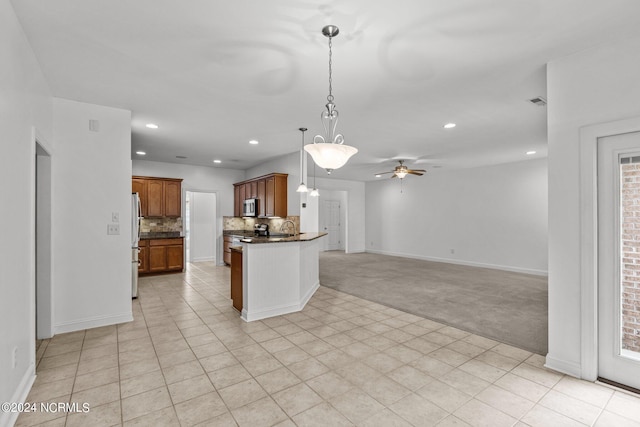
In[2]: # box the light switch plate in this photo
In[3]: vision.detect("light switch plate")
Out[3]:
[107,224,120,235]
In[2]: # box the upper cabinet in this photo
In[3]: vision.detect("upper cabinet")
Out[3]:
[132,178,148,217]
[234,173,287,218]
[133,176,183,218]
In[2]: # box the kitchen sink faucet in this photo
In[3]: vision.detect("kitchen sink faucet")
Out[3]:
[280,220,297,236]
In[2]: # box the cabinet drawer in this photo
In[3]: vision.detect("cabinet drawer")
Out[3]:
[149,238,183,246]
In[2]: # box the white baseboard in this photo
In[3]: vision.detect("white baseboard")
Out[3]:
[1,363,36,427]
[545,354,582,378]
[300,281,320,309]
[366,249,548,276]
[190,257,215,263]
[54,311,133,334]
[242,282,320,323]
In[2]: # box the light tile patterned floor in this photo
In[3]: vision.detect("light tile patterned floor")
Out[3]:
[19,262,640,426]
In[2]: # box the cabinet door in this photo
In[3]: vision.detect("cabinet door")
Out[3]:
[147,180,164,217]
[166,245,184,270]
[234,185,241,216]
[257,179,266,217]
[148,246,167,272]
[273,175,288,218]
[132,178,148,217]
[239,184,246,207]
[164,181,181,217]
[248,181,258,199]
[230,250,243,311]
[265,176,275,217]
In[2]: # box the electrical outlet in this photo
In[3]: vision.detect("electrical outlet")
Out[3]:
[112,212,119,223]
[107,224,120,235]
[12,347,17,368]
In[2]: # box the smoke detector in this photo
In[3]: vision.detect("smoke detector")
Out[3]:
[528,96,547,106]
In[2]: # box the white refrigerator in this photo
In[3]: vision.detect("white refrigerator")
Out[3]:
[131,193,142,298]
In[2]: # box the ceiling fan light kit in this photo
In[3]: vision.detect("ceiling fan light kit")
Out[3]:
[304,25,358,174]
[376,160,426,179]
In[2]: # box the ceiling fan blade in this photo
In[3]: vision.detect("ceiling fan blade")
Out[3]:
[391,174,398,178]
[407,171,424,176]
[375,171,395,175]
[407,169,426,173]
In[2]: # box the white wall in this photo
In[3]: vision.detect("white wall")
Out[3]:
[366,159,548,275]
[315,177,366,253]
[0,1,53,421]
[132,160,245,265]
[52,98,133,333]
[547,35,640,376]
[189,192,217,262]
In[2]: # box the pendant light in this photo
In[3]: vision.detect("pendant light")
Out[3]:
[304,25,358,174]
[296,127,308,193]
[310,161,320,197]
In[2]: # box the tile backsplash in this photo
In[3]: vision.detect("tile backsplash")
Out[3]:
[223,216,300,233]
[141,217,182,233]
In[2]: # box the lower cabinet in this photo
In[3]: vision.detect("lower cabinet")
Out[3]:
[144,238,184,274]
[230,249,243,312]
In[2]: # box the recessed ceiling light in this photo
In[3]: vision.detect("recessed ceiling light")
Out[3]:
[145,123,158,129]
[213,159,222,164]
[136,151,146,155]
[249,140,259,145]
[375,174,382,178]
[526,151,536,155]
[443,123,456,129]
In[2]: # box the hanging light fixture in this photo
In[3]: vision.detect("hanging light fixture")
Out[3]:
[304,25,358,174]
[310,161,320,197]
[296,127,308,193]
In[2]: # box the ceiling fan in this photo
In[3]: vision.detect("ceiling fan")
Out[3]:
[375,160,426,179]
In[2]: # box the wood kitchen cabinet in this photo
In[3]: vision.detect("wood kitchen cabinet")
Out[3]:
[233,173,287,218]
[147,180,164,217]
[230,248,243,312]
[164,180,181,217]
[132,176,183,218]
[248,181,258,199]
[132,178,148,217]
[257,179,266,217]
[234,185,241,217]
[147,238,184,273]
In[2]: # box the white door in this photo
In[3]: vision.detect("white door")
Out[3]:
[188,192,217,263]
[322,200,341,250]
[598,131,640,389]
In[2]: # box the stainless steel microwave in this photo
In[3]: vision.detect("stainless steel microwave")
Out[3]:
[243,198,257,217]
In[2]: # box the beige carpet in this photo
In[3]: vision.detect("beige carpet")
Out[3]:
[319,251,548,354]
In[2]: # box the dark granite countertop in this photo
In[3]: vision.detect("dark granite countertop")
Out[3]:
[140,232,184,239]
[238,232,327,244]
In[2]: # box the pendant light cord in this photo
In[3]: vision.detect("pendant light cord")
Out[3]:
[327,36,334,103]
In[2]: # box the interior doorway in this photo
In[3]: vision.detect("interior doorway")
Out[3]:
[319,196,345,251]
[35,141,52,339]
[597,131,640,390]
[185,191,217,263]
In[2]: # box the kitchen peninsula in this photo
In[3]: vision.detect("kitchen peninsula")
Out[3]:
[230,232,327,322]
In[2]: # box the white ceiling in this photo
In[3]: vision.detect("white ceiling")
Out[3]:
[11,0,640,180]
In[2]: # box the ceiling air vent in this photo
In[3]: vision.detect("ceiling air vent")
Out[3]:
[529,96,547,106]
